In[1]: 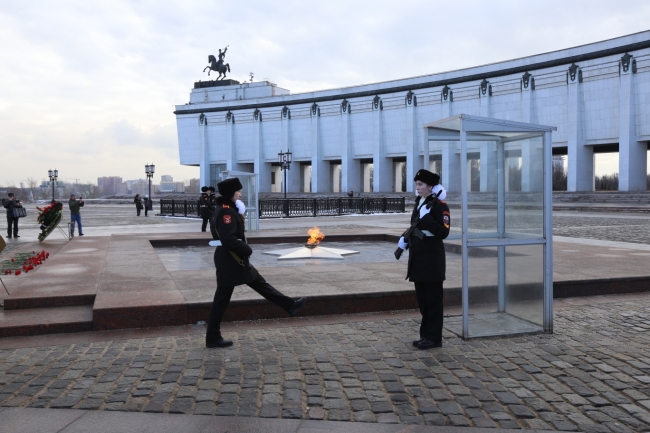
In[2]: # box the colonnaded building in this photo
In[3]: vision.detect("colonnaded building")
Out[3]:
[174,31,650,194]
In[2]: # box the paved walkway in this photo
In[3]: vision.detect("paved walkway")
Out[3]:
[2,203,650,431]
[1,293,650,431]
[0,408,550,433]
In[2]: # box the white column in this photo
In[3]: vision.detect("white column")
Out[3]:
[310,104,329,193]
[332,165,341,192]
[280,107,300,193]
[198,114,209,186]
[566,64,593,192]
[372,96,391,193]
[225,112,244,172]
[520,73,542,191]
[394,162,405,192]
[272,166,282,192]
[363,163,372,192]
[441,87,460,192]
[618,54,646,191]
[405,92,420,193]
[252,110,271,193]
[340,100,360,193]
[479,81,497,192]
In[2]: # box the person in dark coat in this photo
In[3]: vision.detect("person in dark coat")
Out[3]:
[3,193,22,238]
[208,186,217,234]
[143,195,152,216]
[198,186,211,232]
[397,169,450,350]
[205,177,307,348]
[134,194,143,216]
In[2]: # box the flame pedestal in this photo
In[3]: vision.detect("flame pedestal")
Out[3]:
[263,244,359,260]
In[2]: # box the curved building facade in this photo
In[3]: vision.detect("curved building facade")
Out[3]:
[175,31,650,193]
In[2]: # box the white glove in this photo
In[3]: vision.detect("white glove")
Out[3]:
[433,184,446,200]
[235,199,246,215]
[398,236,408,250]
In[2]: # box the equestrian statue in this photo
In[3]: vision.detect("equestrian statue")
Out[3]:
[203,46,231,80]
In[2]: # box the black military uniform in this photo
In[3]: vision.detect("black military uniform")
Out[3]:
[3,193,21,238]
[198,186,211,232]
[207,186,217,234]
[403,170,450,349]
[205,177,307,348]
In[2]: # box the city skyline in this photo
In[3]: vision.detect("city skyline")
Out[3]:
[2,1,650,186]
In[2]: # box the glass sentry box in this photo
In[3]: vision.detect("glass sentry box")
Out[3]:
[424,114,556,339]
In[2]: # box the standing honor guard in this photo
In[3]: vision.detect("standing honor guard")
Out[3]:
[208,186,217,233]
[199,186,211,232]
[397,169,450,349]
[206,177,306,348]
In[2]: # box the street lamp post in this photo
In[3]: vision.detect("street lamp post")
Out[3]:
[48,169,58,202]
[278,150,292,199]
[145,163,155,200]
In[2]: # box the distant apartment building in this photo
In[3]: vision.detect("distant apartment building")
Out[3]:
[188,178,200,193]
[159,175,184,193]
[126,179,152,196]
[97,176,123,195]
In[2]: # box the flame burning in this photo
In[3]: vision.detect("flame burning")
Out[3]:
[306,226,325,246]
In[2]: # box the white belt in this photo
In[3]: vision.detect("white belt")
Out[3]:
[209,239,243,247]
[421,230,434,237]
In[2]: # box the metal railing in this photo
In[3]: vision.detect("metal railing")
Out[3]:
[160,199,200,217]
[159,197,405,218]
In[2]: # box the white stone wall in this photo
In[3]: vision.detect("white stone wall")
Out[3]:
[175,31,650,192]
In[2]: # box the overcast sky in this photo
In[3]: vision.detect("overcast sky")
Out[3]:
[1,0,649,187]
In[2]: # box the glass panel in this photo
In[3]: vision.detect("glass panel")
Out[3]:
[465,135,544,242]
[457,245,543,339]
[466,246,499,338]
[505,244,544,327]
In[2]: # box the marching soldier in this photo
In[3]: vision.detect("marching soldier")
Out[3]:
[205,177,306,348]
[397,169,450,350]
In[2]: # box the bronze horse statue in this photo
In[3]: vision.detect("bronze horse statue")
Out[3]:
[203,54,230,80]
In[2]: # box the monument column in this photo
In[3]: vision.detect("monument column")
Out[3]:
[405,91,420,193]
[252,109,271,193]
[441,86,460,192]
[198,113,210,187]
[566,64,593,192]
[372,96,391,193]
[310,104,329,192]
[520,72,542,191]
[281,106,300,193]
[340,100,360,192]
[225,111,244,173]
[479,80,497,192]
[618,53,646,191]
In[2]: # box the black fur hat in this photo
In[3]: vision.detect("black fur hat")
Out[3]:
[201,186,209,193]
[414,169,440,186]
[217,178,243,198]
[208,186,215,193]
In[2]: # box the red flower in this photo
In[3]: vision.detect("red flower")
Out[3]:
[15,270,21,275]
[11,259,14,263]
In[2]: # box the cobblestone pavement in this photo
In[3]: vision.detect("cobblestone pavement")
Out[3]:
[2,297,650,431]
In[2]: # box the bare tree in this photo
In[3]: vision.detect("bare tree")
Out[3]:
[595,173,618,190]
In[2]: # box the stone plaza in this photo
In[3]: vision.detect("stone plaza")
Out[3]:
[1,201,650,431]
